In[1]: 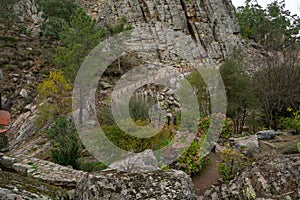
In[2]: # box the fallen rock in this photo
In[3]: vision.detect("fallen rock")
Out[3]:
[108,149,160,173]
[256,130,277,140]
[230,134,260,154]
[0,155,18,168]
[75,169,197,200]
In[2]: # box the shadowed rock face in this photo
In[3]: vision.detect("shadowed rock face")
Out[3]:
[203,154,300,199]
[75,169,197,200]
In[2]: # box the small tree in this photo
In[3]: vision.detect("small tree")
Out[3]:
[54,7,105,81]
[237,1,300,130]
[254,64,300,130]
[36,70,72,127]
[35,0,79,40]
[220,52,257,134]
[186,71,210,116]
[47,117,81,169]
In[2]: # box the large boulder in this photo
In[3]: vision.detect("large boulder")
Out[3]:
[75,169,197,200]
[230,134,260,155]
[203,154,300,199]
[107,149,160,173]
[256,130,277,140]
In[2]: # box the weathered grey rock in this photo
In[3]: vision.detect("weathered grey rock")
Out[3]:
[14,0,44,37]
[0,156,18,168]
[75,169,197,200]
[19,88,28,98]
[12,163,30,176]
[203,154,300,199]
[230,134,260,153]
[8,111,37,152]
[108,149,160,173]
[11,154,87,187]
[256,130,277,140]
[0,170,70,200]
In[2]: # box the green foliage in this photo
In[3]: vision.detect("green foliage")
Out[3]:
[185,71,210,116]
[236,0,300,49]
[36,70,72,127]
[106,16,132,35]
[220,50,257,134]
[129,95,152,122]
[280,107,300,133]
[46,117,81,169]
[36,0,79,40]
[102,122,175,153]
[54,7,105,81]
[80,161,107,172]
[221,118,233,139]
[177,138,207,175]
[254,64,300,130]
[217,146,250,182]
[297,142,300,153]
[54,8,131,82]
[197,115,232,139]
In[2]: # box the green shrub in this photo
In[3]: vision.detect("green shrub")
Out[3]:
[280,107,300,134]
[46,117,81,169]
[129,95,152,122]
[36,0,79,40]
[217,146,250,182]
[177,138,207,175]
[197,115,232,139]
[102,122,175,153]
[80,161,107,172]
[297,142,300,153]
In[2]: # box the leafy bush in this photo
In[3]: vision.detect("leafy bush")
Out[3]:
[197,115,232,139]
[36,70,72,128]
[220,50,257,134]
[46,117,81,169]
[36,0,80,40]
[129,95,152,122]
[102,122,175,153]
[80,161,107,172]
[297,142,300,153]
[177,138,207,175]
[280,107,300,134]
[185,71,210,116]
[217,146,250,182]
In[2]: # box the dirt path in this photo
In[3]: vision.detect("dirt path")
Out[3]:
[192,153,222,197]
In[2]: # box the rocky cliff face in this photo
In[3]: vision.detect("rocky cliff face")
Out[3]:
[79,0,243,65]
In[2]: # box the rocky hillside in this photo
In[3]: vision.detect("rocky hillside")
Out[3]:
[1,0,299,200]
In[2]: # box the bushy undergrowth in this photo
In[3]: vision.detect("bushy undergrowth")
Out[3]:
[217,145,250,182]
[280,107,300,134]
[46,117,81,169]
